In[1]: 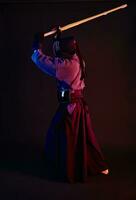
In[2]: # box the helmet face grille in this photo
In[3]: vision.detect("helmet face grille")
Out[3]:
[53,41,61,56]
[53,36,77,57]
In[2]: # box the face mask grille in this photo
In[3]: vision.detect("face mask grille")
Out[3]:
[53,36,77,57]
[53,41,61,56]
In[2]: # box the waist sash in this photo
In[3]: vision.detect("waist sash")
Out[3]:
[57,89,84,103]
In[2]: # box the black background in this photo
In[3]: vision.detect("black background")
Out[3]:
[0,1,136,199]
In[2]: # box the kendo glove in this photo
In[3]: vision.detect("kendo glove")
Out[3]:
[32,32,44,52]
[52,26,62,41]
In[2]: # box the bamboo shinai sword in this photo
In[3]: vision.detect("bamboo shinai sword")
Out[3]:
[43,4,128,38]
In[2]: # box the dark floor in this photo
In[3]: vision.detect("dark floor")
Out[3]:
[0,149,136,200]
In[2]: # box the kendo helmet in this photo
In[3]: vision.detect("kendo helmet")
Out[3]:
[53,36,77,58]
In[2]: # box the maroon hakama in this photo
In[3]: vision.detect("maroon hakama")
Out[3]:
[44,90,108,183]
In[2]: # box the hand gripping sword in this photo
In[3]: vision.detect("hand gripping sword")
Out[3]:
[44,4,127,38]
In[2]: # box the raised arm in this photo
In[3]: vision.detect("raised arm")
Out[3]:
[31,32,56,77]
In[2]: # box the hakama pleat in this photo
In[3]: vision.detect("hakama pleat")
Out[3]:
[44,96,108,182]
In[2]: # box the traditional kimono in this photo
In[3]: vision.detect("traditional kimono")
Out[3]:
[31,49,108,183]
